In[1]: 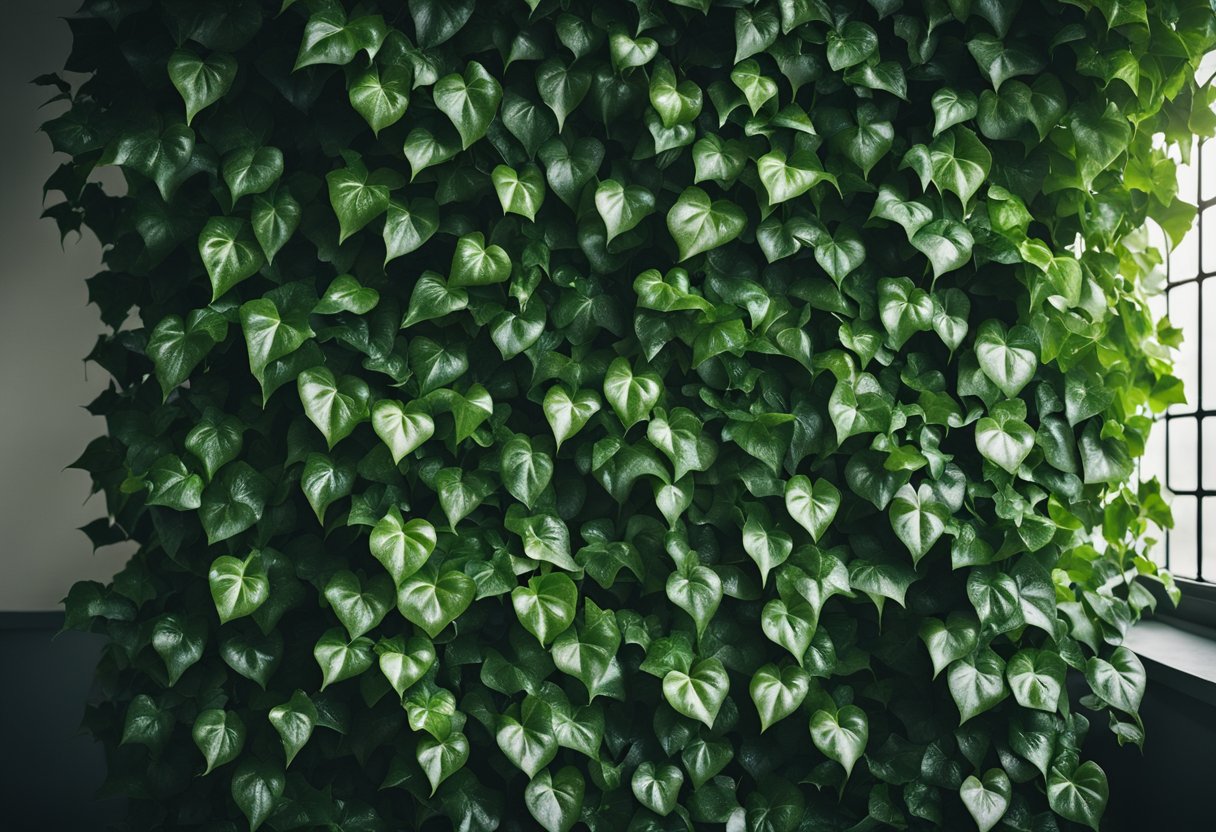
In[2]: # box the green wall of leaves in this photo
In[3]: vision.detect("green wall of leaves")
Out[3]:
[44,0,1215,830]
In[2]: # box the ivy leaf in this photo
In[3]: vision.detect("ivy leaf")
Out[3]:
[417,732,470,795]
[890,484,950,564]
[757,149,837,205]
[827,21,878,71]
[663,658,729,728]
[315,274,378,316]
[632,761,685,817]
[536,58,592,132]
[878,276,933,350]
[919,613,979,678]
[667,186,746,261]
[408,0,474,48]
[649,60,701,128]
[693,135,749,187]
[434,61,502,149]
[377,635,436,697]
[323,570,393,639]
[240,292,314,385]
[268,690,316,768]
[492,164,546,221]
[1047,761,1108,831]
[223,146,283,204]
[300,453,354,523]
[251,187,301,264]
[501,435,554,510]
[297,367,370,450]
[931,88,978,137]
[497,696,559,777]
[168,48,236,124]
[294,10,386,70]
[594,180,656,244]
[604,357,662,429]
[397,566,476,638]
[666,561,722,640]
[731,59,779,114]
[960,769,1012,832]
[1006,648,1066,712]
[193,709,246,775]
[326,156,397,244]
[199,217,264,302]
[975,321,1038,399]
[349,63,410,136]
[912,219,974,281]
[199,463,270,544]
[784,476,840,544]
[742,512,793,586]
[383,198,439,265]
[147,309,227,399]
[208,552,269,624]
[313,628,375,688]
[449,232,511,287]
[230,758,285,832]
[512,573,578,646]
[947,648,1008,724]
[976,400,1036,474]
[539,136,604,207]
[928,127,990,206]
[967,34,1044,91]
[543,386,601,450]
[809,705,868,778]
[749,664,811,732]
[931,288,970,352]
[1084,646,1145,714]
[525,767,585,832]
[371,400,433,464]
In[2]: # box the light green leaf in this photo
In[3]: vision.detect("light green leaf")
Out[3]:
[434,61,502,149]
[960,769,1012,832]
[632,761,685,817]
[667,186,746,261]
[663,658,729,728]
[417,732,469,795]
[492,163,546,221]
[749,663,811,732]
[199,217,264,302]
[377,634,436,696]
[449,232,511,287]
[268,690,316,768]
[512,572,577,646]
[784,476,840,544]
[594,180,656,244]
[383,197,439,265]
[666,561,722,640]
[525,767,585,832]
[349,62,410,136]
[208,552,269,624]
[297,366,371,449]
[890,483,950,563]
[1047,762,1108,831]
[976,400,1036,474]
[1085,646,1145,714]
[919,613,979,678]
[947,648,1008,724]
[326,156,396,243]
[397,566,475,638]
[313,627,374,688]
[975,321,1038,399]
[192,709,246,775]
[223,146,283,204]
[168,48,236,124]
[809,705,868,778]
[1006,648,1066,712]
[757,149,837,205]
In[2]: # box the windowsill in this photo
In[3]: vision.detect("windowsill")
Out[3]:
[1126,614,1216,704]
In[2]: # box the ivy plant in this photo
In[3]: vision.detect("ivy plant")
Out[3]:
[45,0,1214,830]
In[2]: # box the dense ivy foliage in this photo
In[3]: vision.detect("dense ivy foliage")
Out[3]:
[46,0,1216,830]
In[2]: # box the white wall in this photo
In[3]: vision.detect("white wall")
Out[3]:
[0,0,133,610]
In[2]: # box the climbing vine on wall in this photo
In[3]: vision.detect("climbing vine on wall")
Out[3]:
[44,0,1215,830]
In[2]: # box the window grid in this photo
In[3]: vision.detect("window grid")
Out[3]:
[1160,135,1212,582]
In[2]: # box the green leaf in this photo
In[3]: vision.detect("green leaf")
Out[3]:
[525,767,585,832]
[323,570,393,639]
[349,63,410,136]
[371,400,434,464]
[223,146,284,204]
[927,127,990,206]
[649,60,701,128]
[497,695,559,777]
[890,483,950,564]
[383,198,439,265]
[240,293,314,385]
[975,321,1038,399]
[749,664,811,732]
[408,0,474,48]
[377,634,436,696]
[603,357,661,430]
[397,566,475,638]
[300,452,354,523]
[268,690,316,768]
[512,572,577,646]
[230,758,285,832]
[326,157,396,244]
[647,408,716,481]
[434,61,502,149]
[536,58,592,132]
[251,188,301,264]
[313,627,374,688]
[878,276,933,350]
[1007,648,1066,712]
[297,366,371,449]
[1047,762,1108,831]
[199,217,265,302]
[294,10,386,70]
[931,88,978,137]
[168,48,236,124]
[967,34,1044,91]
[730,59,778,115]
[735,5,780,62]
[666,561,722,640]
[199,461,269,544]
[784,476,840,544]
[315,274,379,315]
[449,232,511,287]
[501,435,554,510]
[539,136,603,207]
[757,149,837,205]
[912,219,974,281]
[208,552,269,624]
[976,400,1036,474]
[1085,646,1145,714]
[693,135,749,187]
[919,613,979,678]
[152,614,206,685]
[1068,101,1131,188]
[931,288,970,352]
[594,180,656,244]
[632,761,684,817]
[960,769,1012,832]
[492,164,546,221]
[543,386,601,450]
[667,186,746,261]
[144,454,204,511]
[417,732,470,794]
[809,705,868,778]
[663,658,729,728]
[193,709,245,775]
[742,512,793,586]
[947,648,1008,724]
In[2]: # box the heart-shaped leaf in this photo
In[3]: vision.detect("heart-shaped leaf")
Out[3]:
[512,572,578,646]
[960,769,1012,832]
[667,186,746,261]
[809,705,869,778]
[663,658,729,728]
[749,663,811,732]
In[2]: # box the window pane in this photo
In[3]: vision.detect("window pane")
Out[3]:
[1203,278,1216,412]
[1169,496,1199,579]
[1169,416,1199,493]
[1170,280,1199,414]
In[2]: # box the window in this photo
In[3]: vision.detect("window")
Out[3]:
[1145,132,1216,584]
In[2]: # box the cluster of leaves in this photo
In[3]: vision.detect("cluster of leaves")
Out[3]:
[44,0,1215,830]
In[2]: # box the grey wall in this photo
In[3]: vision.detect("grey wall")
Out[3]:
[0,0,133,611]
